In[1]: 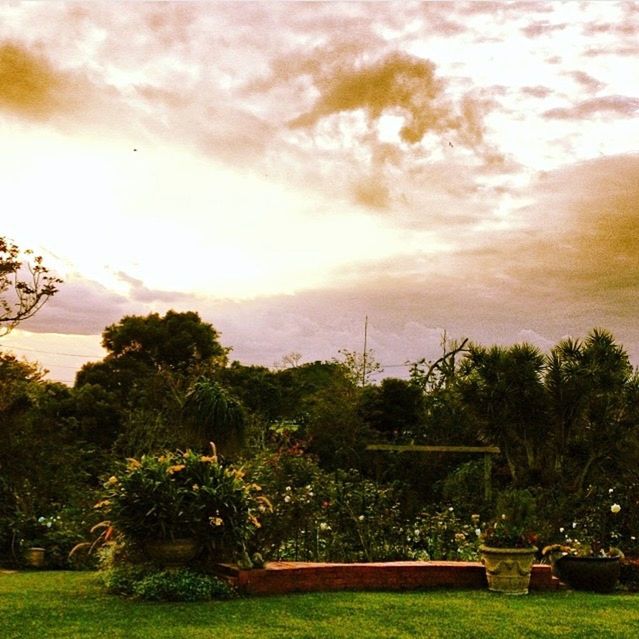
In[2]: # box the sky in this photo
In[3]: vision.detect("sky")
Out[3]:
[1,1,639,383]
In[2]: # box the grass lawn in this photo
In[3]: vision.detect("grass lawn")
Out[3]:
[1,571,638,638]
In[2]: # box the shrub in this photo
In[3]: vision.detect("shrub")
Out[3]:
[245,450,407,562]
[405,508,481,561]
[99,449,267,560]
[101,565,236,601]
[132,569,236,602]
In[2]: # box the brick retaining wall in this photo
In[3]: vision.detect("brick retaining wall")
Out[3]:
[215,561,559,595]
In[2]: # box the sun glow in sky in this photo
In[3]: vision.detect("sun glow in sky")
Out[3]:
[2,1,639,382]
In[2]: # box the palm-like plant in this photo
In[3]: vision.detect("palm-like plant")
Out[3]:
[183,378,246,455]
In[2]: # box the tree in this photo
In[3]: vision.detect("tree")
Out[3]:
[183,377,247,456]
[100,310,228,373]
[457,342,549,485]
[0,236,62,335]
[75,311,233,455]
[359,378,424,440]
[545,328,639,493]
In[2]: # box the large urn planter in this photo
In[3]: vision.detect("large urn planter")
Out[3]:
[553,555,620,593]
[144,539,199,568]
[480,545,537,595]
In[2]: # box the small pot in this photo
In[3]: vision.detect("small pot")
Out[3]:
[24,547,46,568]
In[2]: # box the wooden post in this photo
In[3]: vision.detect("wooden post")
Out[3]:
[483,453,493,502]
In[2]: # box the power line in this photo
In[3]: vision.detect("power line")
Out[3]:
[0,345,102,358]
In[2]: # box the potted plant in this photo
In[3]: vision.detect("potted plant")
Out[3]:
[479,489,539,595]
[98,446,268,567]
[542,495,624,593]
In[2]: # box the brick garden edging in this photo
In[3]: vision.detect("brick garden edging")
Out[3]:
[214,561,559,595]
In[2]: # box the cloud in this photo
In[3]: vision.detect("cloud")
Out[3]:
[567,70,605,93]
[19,276,146,335]
[115,272,194,304]
[521,21,568,38]
[0,41,82,119]
[520,85,553,99]
[543,95,639,119]
[289,52,485,148]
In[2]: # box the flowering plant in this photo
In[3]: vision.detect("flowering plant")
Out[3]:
[542,487,625,560]
[98,447,268,558]
[480,489,538,549]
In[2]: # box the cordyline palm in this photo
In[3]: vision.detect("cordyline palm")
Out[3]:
[545,329,636,494]
[459,343,548,485]
[183,377,246,456]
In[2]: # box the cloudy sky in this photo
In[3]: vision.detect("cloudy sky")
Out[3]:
[1,1,639,383]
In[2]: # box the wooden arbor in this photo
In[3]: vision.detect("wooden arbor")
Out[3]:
[366,444,501,501]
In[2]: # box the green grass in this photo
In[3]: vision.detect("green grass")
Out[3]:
[1,571,638,638]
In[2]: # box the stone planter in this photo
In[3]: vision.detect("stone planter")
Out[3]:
[554,555,621,593]
[480,545,537,595]
[24,547,46,568]
[144,539,199,568]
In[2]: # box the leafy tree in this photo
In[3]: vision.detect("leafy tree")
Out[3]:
[75,311,232,454]
[0,236,61,335]
[335,348,382,387]
[101,310,228,373]
[359,378,424,440]
[0,354,91,559]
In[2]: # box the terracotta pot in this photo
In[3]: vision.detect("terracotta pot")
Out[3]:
[24,547,46,568]
[480,545,537,595]
[144,539,199,568]
[554,555,620,593]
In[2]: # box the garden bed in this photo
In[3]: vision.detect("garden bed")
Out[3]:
[215,560,559,595]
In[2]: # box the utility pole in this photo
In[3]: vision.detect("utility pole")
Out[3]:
[362,315,368,387]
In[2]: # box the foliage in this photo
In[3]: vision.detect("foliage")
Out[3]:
[335,348,383,387]
[244,450,407,562]
[0,236,62,335]
[358,378,423,440]
[183,377,246,455]
[100,449,266,559]
[481,489,539,548]
[544,483,630,557]
[405,508,481,561]
[100,565,236,601]
[0,355,95,564]
[100,310,228,373]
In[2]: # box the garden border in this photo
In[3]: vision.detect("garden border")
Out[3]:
[214,561,559,595]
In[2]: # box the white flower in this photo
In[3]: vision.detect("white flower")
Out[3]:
[611,503,621,514]
[609,488,614,494]
[631,536,636,541]
[284,495,291,503]
[285,486,292,492]
[572,522,577,528]
[308,492,314,497]
[448,507,454,512]
[475,528,481,537]
[358,515,365,521]
[319,522,331,532]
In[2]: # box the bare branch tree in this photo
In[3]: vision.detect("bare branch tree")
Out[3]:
[0,236,62,336]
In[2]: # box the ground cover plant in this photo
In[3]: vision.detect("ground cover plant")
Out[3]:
[2,571,639,639]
